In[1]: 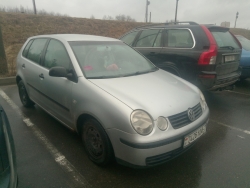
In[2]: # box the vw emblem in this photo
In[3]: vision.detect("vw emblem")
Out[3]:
[187,108,195,121]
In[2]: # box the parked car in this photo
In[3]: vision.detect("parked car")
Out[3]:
[235,35,250,80]
[16,34,209,167]
[0,105,18,188]
[120,22,242,91]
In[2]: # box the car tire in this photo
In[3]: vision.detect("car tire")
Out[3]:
[82,119,113,166]
[18,80,35,107]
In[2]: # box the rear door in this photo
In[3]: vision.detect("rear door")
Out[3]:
[22,38,48,105]
[160,28,198,80]
[133,29,163,64]
[209,27,241,77]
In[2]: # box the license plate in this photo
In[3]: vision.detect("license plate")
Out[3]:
[225,55,235,62]
[183,125,206,148]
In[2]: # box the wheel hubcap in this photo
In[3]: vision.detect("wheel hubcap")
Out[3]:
[85,126,103,158]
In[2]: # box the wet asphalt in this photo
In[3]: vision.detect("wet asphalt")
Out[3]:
[0,79,250,188]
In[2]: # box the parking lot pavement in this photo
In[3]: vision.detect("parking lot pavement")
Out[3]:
[0,79,250,188]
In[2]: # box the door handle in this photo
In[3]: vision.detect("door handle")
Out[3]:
[22,64,25,68]
[39,73,44,79]
[149,52,156,55]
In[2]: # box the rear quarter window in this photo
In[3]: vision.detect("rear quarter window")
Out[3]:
[166,29,194,48]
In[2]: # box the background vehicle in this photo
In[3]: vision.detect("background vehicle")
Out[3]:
[0,105,18,188]
[16,34,209,167]
[120,22,242,91]
[235,35,250,80]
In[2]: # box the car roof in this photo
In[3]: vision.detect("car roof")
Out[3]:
[29,34,120,42]
[129,22,227,32]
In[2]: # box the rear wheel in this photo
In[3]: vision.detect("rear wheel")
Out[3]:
[82,119,113,166]
[157,62,181,77]
[18,80,35,107]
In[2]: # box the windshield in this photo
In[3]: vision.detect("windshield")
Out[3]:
[211,30,240,49]
[69,41,157,79]
[236,36,250,51]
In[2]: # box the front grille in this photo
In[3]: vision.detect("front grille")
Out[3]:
[168,103,202,129]
[146,145,194,166]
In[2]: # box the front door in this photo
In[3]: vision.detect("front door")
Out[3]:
[40,39,74,127]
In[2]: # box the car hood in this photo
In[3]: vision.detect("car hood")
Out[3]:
[89,70,200,120]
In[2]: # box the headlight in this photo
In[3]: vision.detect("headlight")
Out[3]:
[157,117,168,131]
[130,110,154,135]
[199,90,207,111]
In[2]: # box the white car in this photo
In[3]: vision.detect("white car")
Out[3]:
[16,34,209,167]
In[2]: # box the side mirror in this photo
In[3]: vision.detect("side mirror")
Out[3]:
[49,67,70,78]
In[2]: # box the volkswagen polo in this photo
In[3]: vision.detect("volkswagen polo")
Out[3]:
[16,34,209,167]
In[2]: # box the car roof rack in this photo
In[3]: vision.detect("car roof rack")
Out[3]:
[165,21,198,25]
[134,23,166,30]
[133,21,199,30]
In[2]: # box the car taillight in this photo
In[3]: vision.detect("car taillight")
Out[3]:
[198,25,218,65]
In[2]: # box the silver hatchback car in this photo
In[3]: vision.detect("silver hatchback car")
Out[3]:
[16,34,209,167]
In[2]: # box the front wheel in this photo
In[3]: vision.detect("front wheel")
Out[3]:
[82,119,113,166]
[18,80,35,107]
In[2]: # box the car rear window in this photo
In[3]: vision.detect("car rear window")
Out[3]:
[211,31,240,49]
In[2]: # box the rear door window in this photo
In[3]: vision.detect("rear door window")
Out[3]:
[44,39,71,70]
[166,29,194,48]
[211,31,240,49]
[26,38,47,64]
[120,31,139,46]
[135,29,160,47]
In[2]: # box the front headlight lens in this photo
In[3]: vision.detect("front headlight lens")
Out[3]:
[157,117,168,131]
[199,90,207,111]
[131,110,154,135]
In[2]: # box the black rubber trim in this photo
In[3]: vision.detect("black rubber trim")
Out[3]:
[27,83,69,112]
[120,116,209,149]
[116,143,196,168]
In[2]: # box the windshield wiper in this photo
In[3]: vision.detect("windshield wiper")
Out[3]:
[220,46,235,50]
[123,68,158,77]
[87,75,116,79]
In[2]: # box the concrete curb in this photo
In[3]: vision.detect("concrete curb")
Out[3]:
[0,77,16,86]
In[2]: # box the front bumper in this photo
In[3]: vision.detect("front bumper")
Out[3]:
[106,108,209,167]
